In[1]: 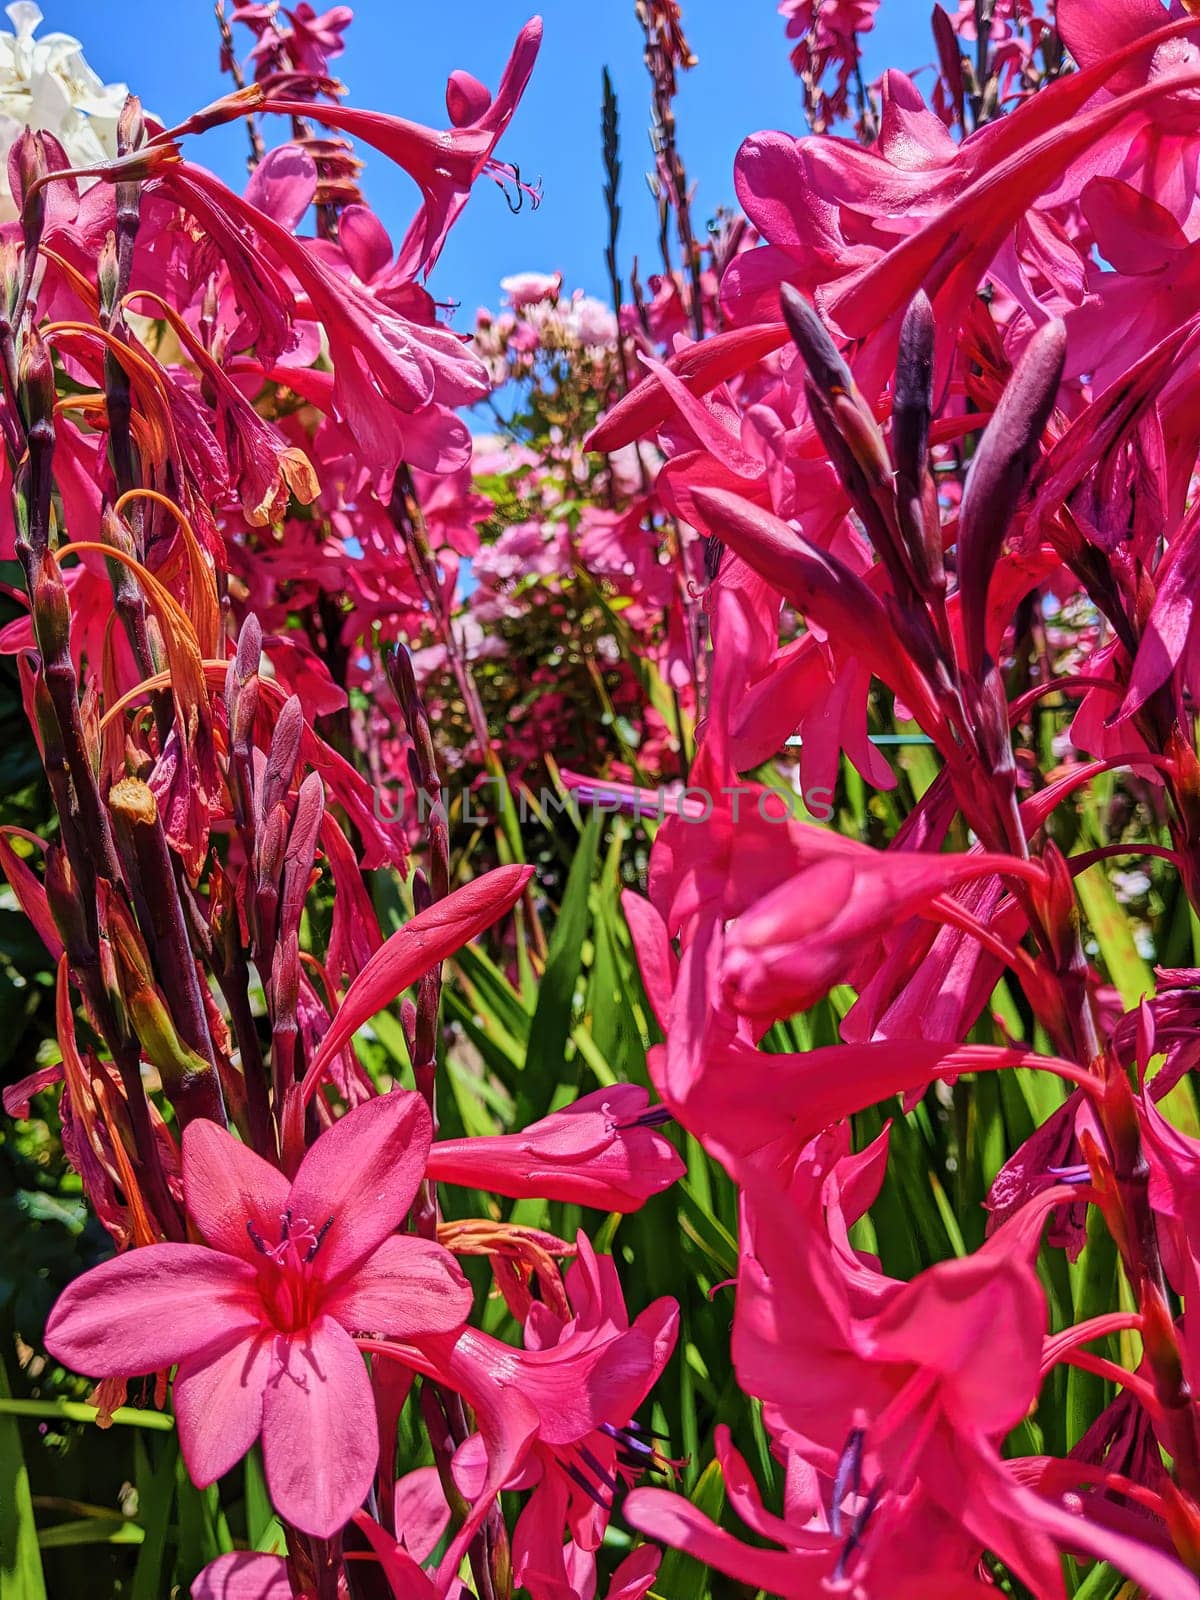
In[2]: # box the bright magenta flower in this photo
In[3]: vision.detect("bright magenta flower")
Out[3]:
[425,1085,684,1211]
[44,1093,472,1537]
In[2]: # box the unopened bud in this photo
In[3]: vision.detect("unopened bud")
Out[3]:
[98,231,120,319]
[44,844,88,958]
[32,550,71,665]
[117,94,145,157]
[780,283,853,398]
[12,129,47,249]
[99,505,138,557]
[18,329,55,429]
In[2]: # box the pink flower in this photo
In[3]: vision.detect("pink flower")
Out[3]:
[262,18,544,280]
[502,270,562,308]
[190,1552,293,1598]
[426,1085,684,1211]
[445,1234,678,1599]
[44,1093,472,1538]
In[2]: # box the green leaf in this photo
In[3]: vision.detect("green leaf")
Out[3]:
[1074,863,1153,1009]
[0,1350,47,1600]
[0,1399,174,1431]
[655,1457,724,1599]
[131,1432,178,1600]
[37,1520,144,1548]
[518,813,600,1122]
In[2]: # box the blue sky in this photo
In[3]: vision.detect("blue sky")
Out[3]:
[42,0,921,327]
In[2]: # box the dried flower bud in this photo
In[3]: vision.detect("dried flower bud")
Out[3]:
[108,777,158,831]
[117,94,146,156]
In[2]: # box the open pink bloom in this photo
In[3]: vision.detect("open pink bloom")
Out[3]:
[727,1140,1196,1598]
[44,1094,472,1538]
[262,17,543,280]
[440,1235,678,1598]
[627,1421,998,1599]
[426,1085,684,1211]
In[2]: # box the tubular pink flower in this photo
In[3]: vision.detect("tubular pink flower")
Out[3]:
[426,1085,684,1211]
[44,1093,472,1538]
[261,17,543,280]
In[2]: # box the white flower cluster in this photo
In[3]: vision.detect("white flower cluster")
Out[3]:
[0,2,130,220]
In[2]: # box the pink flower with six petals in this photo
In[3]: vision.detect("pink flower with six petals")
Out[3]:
[45,1092,472,1537]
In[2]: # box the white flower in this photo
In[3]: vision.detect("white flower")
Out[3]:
[0,3,131,221]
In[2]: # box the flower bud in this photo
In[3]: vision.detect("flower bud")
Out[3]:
[31,550,72,667]
[18,329,55,431]
[958,320,1066,674]
[117,94,145,156]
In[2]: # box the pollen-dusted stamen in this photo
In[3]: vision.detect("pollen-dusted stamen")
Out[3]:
[246,1219,271,1256]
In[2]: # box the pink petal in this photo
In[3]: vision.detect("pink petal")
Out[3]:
[288,1091,432,1285]
[183,1121,291,1268]
[608,1545,662,1600]
[190,1552,292,1599]
[620,892,677,1032]
[300,865,533,1102]
[174,1329,274,1487]
[390,1467,451,1563]
[243,143,317,233]
[585,324,790,455]
[44,1245,261,1377]
[425,1087,684,1212]
[1056,0,1174,80]
[324,1235,472,1338]
[624,1488,816,1596]
[350,1512,442,1599]
[390,1330,541,1587]
[337,204,394,283]
[261,1315,379,1539]
[3,1060,63,1120]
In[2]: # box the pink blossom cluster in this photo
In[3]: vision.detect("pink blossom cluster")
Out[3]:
[0,8,692,1596]
[10,0,1200,1595]
[574,0,1200,1590]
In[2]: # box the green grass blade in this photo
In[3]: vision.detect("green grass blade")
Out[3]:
[0,1350,47,1600]
[518,813,600,1121]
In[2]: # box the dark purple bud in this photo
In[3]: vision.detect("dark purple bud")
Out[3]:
[780,283,853,397]
[958,319,1066,675]
[260,695,304,820]
[893,291,934,490]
